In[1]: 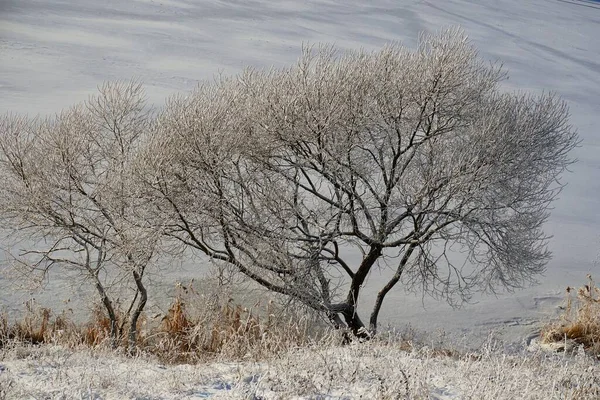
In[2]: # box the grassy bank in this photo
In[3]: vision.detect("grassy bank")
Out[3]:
[1,278,599,399]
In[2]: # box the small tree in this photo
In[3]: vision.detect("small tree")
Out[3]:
[0,81,157,348]
[144,29,579,338]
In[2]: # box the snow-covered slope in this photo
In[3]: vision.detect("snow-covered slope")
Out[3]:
[1,0,599,343]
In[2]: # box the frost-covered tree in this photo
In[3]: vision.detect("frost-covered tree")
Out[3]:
[2,30,576,340]
[144,29,578,337]
[0,82,157,347]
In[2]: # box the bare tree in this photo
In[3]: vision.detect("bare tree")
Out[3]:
[0,81,157,348]
[142,28,578,338]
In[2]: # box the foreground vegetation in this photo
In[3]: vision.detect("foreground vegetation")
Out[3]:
[0,277,599,399]
[0,328,598,399]
[0,279,329,364]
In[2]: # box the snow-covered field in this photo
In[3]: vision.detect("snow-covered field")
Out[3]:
[1,0,599,345]
[0,340,598,399]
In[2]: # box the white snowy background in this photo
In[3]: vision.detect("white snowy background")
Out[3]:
[1,0,599,345]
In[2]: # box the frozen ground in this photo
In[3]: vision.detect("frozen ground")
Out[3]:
[0,341,598,399]
[1,0,600,345]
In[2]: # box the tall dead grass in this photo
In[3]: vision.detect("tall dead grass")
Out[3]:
[0,300,107,348]
[146,283,330,363]
[541,275,600,356]
[0,282,330,364]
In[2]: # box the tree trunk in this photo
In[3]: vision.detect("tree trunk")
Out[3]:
[128,268,147,353]
[340,245,382,339]
[328,302,370,340]
[369,244,417,334]
[341,308,370,339]
[93,276,119,348]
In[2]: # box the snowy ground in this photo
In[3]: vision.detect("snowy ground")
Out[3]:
[1,0,600,346]
[0,340,598,400]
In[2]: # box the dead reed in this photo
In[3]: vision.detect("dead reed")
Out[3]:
[0,282,329,364]
[541,275,600,356]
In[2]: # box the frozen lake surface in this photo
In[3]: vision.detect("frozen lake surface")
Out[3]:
[1,0,599,344]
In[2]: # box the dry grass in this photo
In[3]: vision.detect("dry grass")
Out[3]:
[541,275,600,356]
[0,281,329,364]
[81,305,115,346]
[0,300,106,348]
[1,280,599,399]
[0,335,598,400]
[144,282,330,363]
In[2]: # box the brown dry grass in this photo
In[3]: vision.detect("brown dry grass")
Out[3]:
[541,275,600,356]
[7,300,53,344]
[82,306,114,346]
[144,283,329,363]
[0,301,106,348]
[0,283,329,364]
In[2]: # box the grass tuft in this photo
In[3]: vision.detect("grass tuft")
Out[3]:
[541,275,600,356]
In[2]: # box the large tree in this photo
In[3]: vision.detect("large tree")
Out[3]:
[143,29,578,337]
